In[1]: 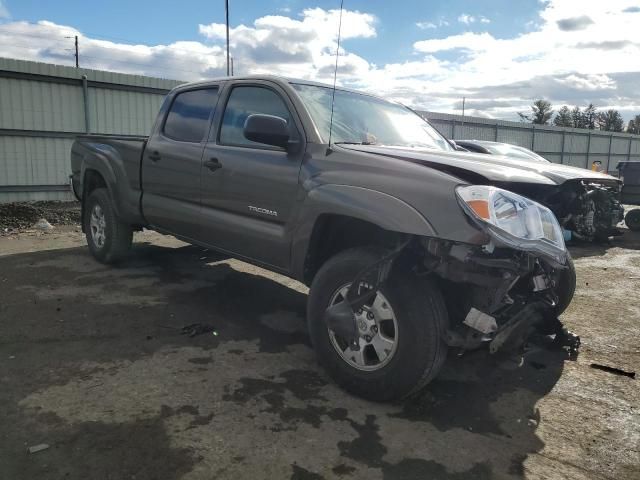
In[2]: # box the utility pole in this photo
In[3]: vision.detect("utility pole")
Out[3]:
[461,96,466,130]
[225,0,230,76]
[230,56,234,76]
[65,35,79,68]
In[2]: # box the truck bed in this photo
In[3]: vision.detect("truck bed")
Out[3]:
[70,135,147,198]
[70,134,148,225]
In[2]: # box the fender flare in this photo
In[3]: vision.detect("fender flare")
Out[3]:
[290,184,437,281]
[79,144,144,225]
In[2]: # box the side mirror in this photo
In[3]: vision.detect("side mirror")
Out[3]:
[243,114,290,149]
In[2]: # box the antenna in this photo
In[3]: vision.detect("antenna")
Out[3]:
[326,0,344,155]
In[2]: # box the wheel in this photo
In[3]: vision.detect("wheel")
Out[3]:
[307,247,449,401]
[625,209,640,232]
[84,188,132,263]
[554,254,576,315]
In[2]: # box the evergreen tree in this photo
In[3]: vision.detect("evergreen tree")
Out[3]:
[518,99,554,125]
[597,109,624,132]
[554,106,573,127]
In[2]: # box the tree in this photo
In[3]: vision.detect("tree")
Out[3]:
[554,106,573,127]
[627,115,640,134]
[597,109,624,132]
[518,99,554,125]
[582,104,598,130]
[571,106,585,128]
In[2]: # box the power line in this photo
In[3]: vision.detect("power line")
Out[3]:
[0,29,224,58]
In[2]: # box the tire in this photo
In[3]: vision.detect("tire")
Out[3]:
[625,209,640,232]
[84,188,132,264]
[307,247,449,401]
[555,253,576,315]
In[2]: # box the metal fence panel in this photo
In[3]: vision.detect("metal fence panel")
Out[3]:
[0,77,85,132]
[497,127,532,148]
[589,135,610,154]
[0,58,183,202]
[89,88,165,135]
[0,136,73,186]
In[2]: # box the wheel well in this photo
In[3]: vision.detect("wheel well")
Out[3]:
[303,214,406,285]
[83,169,107,197]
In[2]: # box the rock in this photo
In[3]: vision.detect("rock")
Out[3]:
[27,443,50,454]
[33,218,54,231]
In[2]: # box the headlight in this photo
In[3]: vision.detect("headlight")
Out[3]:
[456,185,566,263]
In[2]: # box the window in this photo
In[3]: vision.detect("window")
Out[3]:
[293,84,453,152]
[219,86,293,147]
[164,88,218,143]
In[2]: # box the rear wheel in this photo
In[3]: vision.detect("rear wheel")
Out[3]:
[307,247,448,401]
[84,188,132,264]
[625,209,640,232]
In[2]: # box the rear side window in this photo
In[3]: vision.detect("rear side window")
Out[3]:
[164,88,218,143]
[219,86,293,147]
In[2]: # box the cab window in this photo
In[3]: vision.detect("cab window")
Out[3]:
[164,88,218,143]
[219,86,294,147]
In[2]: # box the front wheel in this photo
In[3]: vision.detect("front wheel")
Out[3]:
[307,247,449,401]
[84,188,132,264]
[625,209,640,232]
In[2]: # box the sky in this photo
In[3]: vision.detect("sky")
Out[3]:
[0,0,639,121]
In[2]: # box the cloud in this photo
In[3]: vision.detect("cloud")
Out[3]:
[556,15,594,31]
[416,21,437,29]
[457,14,490,25]
[576,40,634,50]
[622,6,640,12]
[416,18,449,29]
[0,0,639,122]
[0,0,10,19]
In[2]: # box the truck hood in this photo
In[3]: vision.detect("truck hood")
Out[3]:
[340,144,621,186]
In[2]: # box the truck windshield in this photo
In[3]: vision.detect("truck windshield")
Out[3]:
[292,84,452,151]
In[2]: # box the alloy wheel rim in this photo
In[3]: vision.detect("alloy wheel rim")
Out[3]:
[328,283,398,371]
[89,204,106,249]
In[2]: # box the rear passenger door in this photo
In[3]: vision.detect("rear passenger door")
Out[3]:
[200,81,305,269]
[142,87,219,240]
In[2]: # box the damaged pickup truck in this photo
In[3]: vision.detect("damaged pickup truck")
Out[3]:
[453,139,625,242]
[70,76,577,401]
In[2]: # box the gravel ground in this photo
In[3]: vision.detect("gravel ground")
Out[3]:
[0,209,638,480]
[0,201,80,233]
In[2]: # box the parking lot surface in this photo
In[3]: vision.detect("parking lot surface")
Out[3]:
[1,227,638,479]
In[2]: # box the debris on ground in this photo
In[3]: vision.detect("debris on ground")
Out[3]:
[27,443,50,454]
[32,218,54,231]
[0,201,80,233]
[590,363,636,379]
[180,323,216,338]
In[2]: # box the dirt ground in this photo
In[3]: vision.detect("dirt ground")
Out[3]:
[0,220,638,479]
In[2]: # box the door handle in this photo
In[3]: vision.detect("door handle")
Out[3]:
[148,151,161,162]
[204,158,222,172]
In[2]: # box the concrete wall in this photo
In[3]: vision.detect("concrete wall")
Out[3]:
[421,111,640,175]
[0,58,183,203]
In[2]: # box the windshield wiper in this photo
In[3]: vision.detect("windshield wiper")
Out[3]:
[333,141,377,145]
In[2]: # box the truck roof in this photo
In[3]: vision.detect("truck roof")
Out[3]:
[173,74,377,98]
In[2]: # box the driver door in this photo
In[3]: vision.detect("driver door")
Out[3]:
[199,81,305,269]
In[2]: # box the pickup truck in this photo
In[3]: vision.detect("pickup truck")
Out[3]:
[71,75,577,401]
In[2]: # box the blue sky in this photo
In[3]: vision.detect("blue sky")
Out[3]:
[8,0,541,65]
[1,0,639,120]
